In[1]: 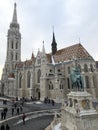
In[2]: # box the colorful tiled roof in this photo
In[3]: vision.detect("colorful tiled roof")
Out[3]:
[16,43,93,67]
[15,62,24,68]
[16,59,33,68]
[47,43,93,63]
[46,54,52,63]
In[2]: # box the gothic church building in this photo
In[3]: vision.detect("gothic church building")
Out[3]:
[1,3,98,101]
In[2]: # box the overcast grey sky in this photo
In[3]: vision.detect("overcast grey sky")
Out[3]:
[0,0,98,79]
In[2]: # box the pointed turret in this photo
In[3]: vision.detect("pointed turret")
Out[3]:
[6,2,21,72]
[10,3,19,29]
[41,41,47,64]
[12,3,17,23]
[51,31,57,55]
[31,52,35,61]
[42,41,46,56]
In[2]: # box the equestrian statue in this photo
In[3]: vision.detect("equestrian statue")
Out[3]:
[70,66,84,91]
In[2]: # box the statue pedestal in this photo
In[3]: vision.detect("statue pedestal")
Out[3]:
[61,91,98,130]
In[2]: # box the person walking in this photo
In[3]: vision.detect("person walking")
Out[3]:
[3,111,6,120]
[4,107,8,115]
[6,124,10,130]
[1,111,4,120]
[20,106,23,113]
[11,107,14,116]
[52,99,55,106]
[0,124,5,130]
[22,113,26,124]
[17,107,19,115]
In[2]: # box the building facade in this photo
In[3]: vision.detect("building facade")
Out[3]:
[1,3,98,101]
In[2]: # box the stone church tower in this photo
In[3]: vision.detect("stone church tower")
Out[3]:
[1,3,21,96]
[6,3,21,72]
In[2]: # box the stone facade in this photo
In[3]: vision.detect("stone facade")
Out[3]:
[61,91,98,130]
[1,3,98,101]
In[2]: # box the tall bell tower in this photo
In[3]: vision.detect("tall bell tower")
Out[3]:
[5,3,21,72]
[1,3,21,96]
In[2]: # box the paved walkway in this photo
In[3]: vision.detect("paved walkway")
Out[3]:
[0,98,61,130]
[5,115,54,130]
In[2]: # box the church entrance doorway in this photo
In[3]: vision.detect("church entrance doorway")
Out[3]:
[36,88,40,100]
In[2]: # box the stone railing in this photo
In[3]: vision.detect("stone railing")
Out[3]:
[45,112,61,130]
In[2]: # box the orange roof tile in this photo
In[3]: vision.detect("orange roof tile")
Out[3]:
[46,54,52,63]
[16,59,33,69]
[16,43,93,67]
[46,43,93,63]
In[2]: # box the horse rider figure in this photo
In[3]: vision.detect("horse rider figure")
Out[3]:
[70,66,84,91]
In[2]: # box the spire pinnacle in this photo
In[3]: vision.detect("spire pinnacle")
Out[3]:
[52,25,54,33]
[43,40,44,45]
[12,2,17,23]
[53,32,56,43]
[79,37,81,44]
[42,40,45,53]
[52,26,57,44]
[51,28,57,55]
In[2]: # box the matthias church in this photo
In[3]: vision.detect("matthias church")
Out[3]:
[1,3,98,101]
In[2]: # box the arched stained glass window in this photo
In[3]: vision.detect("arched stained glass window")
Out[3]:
[48,81,54,90]
[27,71,31,88]
[67,78,70,89]
[92,75,96,88]
[84,64,88,72]
[11,41,13,49]
[11,52,13,60]
[85,76,89,88]
[16,42,18,49]
[16,53,18,60]
[19,73,22,88]
[37,69,41,83]
[90,64,94,72]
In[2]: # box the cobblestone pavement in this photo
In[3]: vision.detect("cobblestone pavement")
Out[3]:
[0,98,61,130]
[0,99,61,120]
[7,115,54,130]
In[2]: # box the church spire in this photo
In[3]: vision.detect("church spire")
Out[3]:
[42,41,46,54]
[12,3,17,23]
[41,41,47,64]
[6,2,21,71]
[51,29,57,55]
[10,3,19,29]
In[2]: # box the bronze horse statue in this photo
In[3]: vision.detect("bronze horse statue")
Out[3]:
[70,67,84,91]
